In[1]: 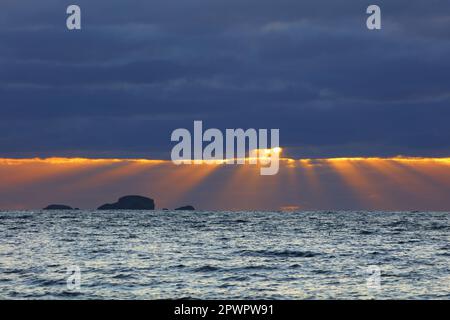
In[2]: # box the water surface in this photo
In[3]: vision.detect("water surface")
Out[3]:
[0,211,449,299]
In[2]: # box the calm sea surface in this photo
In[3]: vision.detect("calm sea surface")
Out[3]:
[0,211,448,299]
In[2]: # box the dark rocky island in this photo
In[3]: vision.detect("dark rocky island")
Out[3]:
[175,205,195,211]
[43,196,195,211]
[97,195,155,210]
[43,204,74,210]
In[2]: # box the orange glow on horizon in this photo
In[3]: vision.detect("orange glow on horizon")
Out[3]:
[2,155,448,166]
[0,156,449,210]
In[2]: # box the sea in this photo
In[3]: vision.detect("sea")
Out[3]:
[0,210,448,299]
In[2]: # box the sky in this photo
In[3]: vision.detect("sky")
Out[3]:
[0,1,449,210]
[0,157,449,211]
[0,0,449,159]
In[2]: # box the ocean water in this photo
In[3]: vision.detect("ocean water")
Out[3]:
[0,210,448,300]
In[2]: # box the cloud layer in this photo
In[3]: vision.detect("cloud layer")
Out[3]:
[1,1,450,158]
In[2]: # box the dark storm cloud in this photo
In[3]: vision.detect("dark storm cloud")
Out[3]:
[0,0,449,158]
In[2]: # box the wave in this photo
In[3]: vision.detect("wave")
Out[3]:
[193,265,221,272]
[238,249,321,258]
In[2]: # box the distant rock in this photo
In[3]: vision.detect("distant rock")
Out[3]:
[43,204,74,210]
[162,208,169,211]
[97,195,155,210]
[175,205,195,211]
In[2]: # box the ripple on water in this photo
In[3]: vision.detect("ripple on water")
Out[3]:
[193,266,221,272]
[238,249,321,258]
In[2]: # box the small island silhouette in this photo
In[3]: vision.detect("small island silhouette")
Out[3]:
[43,195,195,211]
[43,204,76,210]
[174,205,195,211]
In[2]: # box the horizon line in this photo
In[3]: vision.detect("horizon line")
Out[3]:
[1,156,450,165]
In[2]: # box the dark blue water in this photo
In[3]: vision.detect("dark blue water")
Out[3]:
[0,211,449,299]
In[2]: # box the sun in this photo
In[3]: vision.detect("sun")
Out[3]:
[249,147,283,161]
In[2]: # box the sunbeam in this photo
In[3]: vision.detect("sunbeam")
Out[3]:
[0,157,449,210]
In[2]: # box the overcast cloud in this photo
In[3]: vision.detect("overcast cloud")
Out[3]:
[1,0,449,158]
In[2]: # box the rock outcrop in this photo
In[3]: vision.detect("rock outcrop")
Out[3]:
[97,195,155,210]
[43,204,74,210]
[174,205,195,211]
